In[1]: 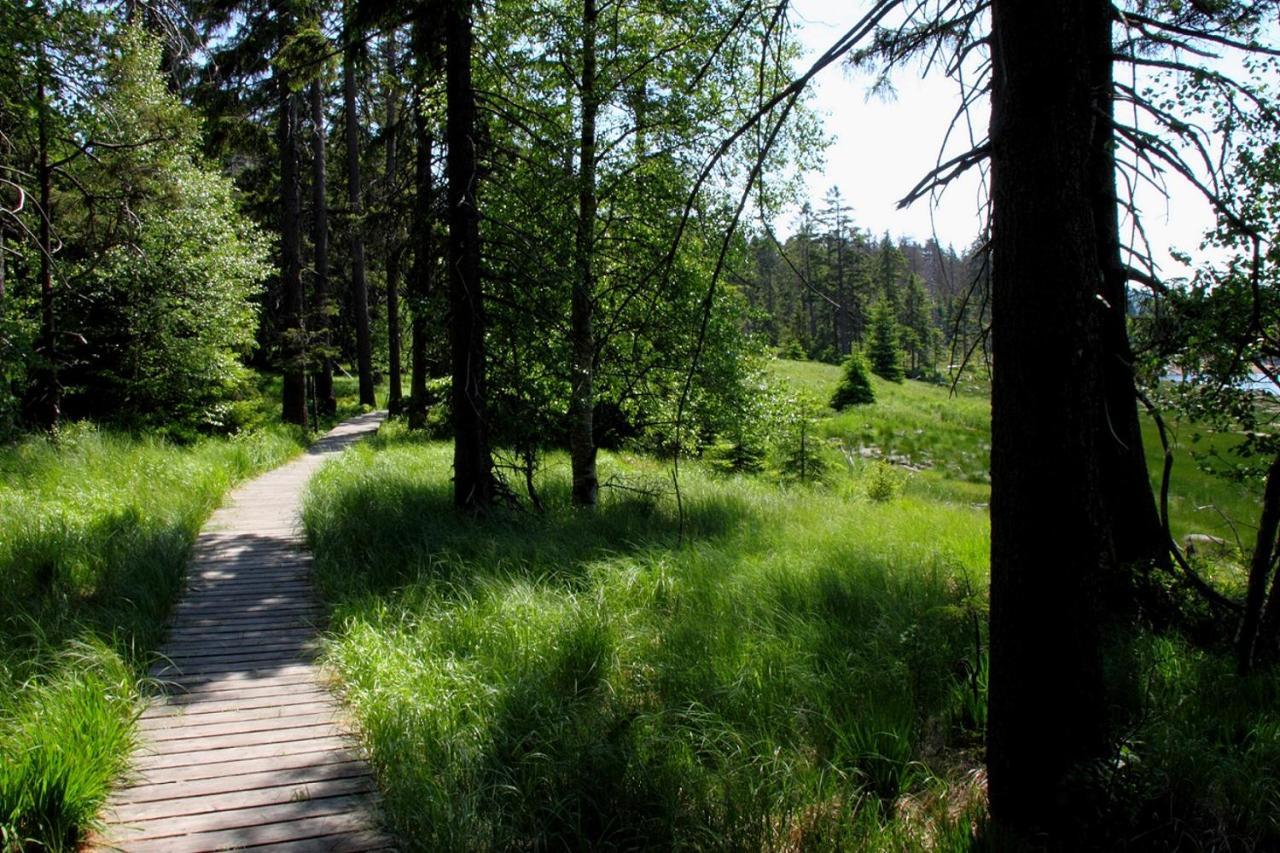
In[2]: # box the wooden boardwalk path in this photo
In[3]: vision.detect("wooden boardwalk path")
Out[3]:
[97,412,393,853]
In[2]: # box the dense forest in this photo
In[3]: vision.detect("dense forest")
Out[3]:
[3,0,1280,850]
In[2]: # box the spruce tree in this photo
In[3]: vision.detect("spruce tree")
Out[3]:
[867,300,904,383]
[830,352,875,409]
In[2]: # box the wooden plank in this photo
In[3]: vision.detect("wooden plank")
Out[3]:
[141,722,343,754]
[138,696,335,722]
[121,746,365,787]
[118,811,384,853]
[163,625,316,645]
[151,675,331,705]
[236,828,395,853]
[111,760,371,805]
[144,712,339,743]
[110,793,375,843]
[165,615,324,636]
[181,582,313,600]
[140,700,338,732]
[154,663,316,688]
[133,735,352,772]
[158,637,313,654]
[139,688,334,719]
[153,650,315,673]
[169,599,320,617]
[173,599,322,616]
[108,775,374,823]
[175,588,315,604]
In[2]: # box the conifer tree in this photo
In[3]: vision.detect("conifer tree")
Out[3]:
[866,299,904,382]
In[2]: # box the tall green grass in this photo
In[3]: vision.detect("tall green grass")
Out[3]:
[305,425,991,850]
[0,421,301,849]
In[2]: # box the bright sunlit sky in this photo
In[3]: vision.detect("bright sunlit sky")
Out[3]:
[782,0,1222,274]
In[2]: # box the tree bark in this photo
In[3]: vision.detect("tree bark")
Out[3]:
[344,15,376,408]
[279,39,307,428]
[1087,8,1168,573]
[384,32,403,414]
[1259,542,1280,655]
[986,0,1114,835]
[33,54,60,432]
[310,79,336,416]
[569,0,599,508]
[407,82,432,430]
[446,0,495,509]
[1237,453,1280,673]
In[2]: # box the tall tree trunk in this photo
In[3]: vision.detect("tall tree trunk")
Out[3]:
[569,0,599,508]
[1259,540,1280,655]
[834,232,848,354]
[279,64,307,427]
[1237,453,1280,673]
[310,79,336,416]
[446,0,495,509]
[33,55,59,432]
[986,0,1113,835]
[344,16,376,408]
[407,82,432,430]
[384,32,403,414]
[1088,9,1168,573]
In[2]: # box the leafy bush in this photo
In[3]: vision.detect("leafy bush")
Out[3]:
[831,352,876,409]
[54,30,268,431]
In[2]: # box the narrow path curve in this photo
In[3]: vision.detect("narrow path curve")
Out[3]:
[97,412,392,853]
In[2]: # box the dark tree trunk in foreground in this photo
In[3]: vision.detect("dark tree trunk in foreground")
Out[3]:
[279,54,307,427]
[310,79,336,416]
[987,0,1113,836]
[446,0,495,509]
[384,33,403,414]
[569,0,599,508]
[1260,534,1280,654]
[407,84,432,430]
[344,17,376,408]
[32,56,60,432]
[1238,453,1280,672]
[1087,10,1167,573]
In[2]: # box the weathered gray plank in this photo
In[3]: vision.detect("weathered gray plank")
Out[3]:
[139,688,334,720]
[119,811,384,853]
[108,775,375,823]
[111,760,371,805]
[109,794,375,843]
[120,746,366,788]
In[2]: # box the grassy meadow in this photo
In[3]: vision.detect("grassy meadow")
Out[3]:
[0,374,374,851]
[302,360,1276,849]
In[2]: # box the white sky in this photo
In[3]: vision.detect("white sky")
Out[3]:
[783,0,1221,273]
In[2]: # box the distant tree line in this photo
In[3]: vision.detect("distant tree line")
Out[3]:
[740,192,989,382]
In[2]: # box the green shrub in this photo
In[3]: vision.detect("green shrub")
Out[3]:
[864,460,908,502]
